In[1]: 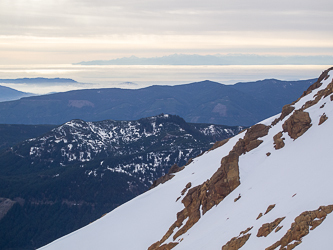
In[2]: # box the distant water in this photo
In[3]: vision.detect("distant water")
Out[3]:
[0,64,330,94]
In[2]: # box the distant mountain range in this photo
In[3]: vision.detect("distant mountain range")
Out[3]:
[0,114,244,250]
[0,77,77,84]
[74,54,333,65]
[0,78,80,102]
[0,78,316,126]
[0,85,34,102]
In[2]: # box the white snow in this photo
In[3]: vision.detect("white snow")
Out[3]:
[39,71,333,250]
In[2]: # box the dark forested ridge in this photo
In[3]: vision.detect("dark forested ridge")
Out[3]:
[0,114,244,250]
[0,78,315,126]
[0,124,56,150]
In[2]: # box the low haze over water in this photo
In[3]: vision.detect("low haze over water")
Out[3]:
[0,64,329,94]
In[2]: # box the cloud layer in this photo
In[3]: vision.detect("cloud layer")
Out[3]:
[0,0,333,64]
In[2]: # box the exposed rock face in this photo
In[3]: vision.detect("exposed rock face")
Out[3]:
[150,164,184,189]
[295,66,333,102]
[319,113,328,125]
[148,124,270,250]
[301,75,333,111]
[221,227,253,250]
[266,205,333,250]
[265,204,276,215]
[257,217,285,237]
[150,138,233,190]
[181,182,192,195]
[234,194,241,202]
[272,67,333,128]
[150,242,178,250]
[282,110,312,140]
[256,204,275,221]
[271,104,295,126]
[273,132,285,150]
[208,138,230,152]
[256,213,263,220]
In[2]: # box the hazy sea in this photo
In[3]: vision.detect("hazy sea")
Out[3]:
[0,64,330,94]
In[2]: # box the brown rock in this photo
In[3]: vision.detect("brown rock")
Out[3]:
[240,226,253,235]
[280,104,296,121]
[256,213,263,220]
[208,138,230,152]
[310,218,324,230]
[266,205,333,250]
[282,110,312,140]
[168,164,183,174]
[301,77,333,110]
[318,113,328,125]
[222,233,251,250]
[184,158,193,166]
[234,194,241,202]
[181,182,192,195]
[148,124,270,250]
[271,68,332,128]
[149,164,184,189]
[244,124,270,142]
[271,104,295,126]
[295,67,333,102]
[264,204,276,215]
[273,132,285,149]
[257,217,285,237]
[148,242,178,250]
[275,225,283,233]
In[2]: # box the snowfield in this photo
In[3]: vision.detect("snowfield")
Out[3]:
[39,68,333,250]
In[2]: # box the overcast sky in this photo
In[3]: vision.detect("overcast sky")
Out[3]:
[1,0,333,65]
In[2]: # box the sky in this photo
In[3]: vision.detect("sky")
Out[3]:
[1,0,333,65]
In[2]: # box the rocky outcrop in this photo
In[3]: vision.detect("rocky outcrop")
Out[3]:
[149,242,178,250]
[148,124,270,250]
[319,113,328,125]
[234,194,241,202]
[208,138,230,152]
[282,110,312,140]
[150,164,184,189]
[265,204,276,215]
[257,217,285,237]
[273,132,285,150]
[295,66,333,102]
[221,227,253,250]
[266,205,333,250]
[256,204,275,221]
[301,81,333,111]
[181,182,192,195]
[240,124,270,153]
[272,68,333,128]
[271,104,295,126]
[256,213,263,220]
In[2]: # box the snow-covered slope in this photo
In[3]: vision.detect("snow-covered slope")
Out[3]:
[39,67,333,250]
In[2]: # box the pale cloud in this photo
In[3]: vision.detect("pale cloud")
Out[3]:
[0,0,332,64]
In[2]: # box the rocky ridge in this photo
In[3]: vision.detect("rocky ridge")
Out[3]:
[146,67,333,250]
